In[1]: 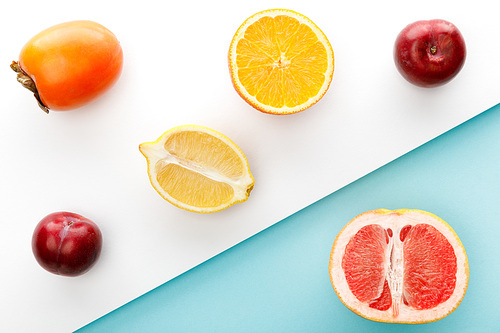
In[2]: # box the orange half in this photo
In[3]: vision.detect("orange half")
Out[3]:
[229,9,334,115]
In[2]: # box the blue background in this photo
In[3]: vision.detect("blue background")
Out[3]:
[78,104,500,332]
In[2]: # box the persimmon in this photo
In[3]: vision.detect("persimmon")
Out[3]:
[11,20,123,113]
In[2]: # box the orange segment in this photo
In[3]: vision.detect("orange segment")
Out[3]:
[229,9,334,114]
[236,39,274,69]
[139,125,254,213]
[242,16,280,57]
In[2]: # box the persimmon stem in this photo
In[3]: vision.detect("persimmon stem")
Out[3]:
[11,61,50,114]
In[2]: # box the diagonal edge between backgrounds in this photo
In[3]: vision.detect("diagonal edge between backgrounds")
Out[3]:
[76,102,500,332]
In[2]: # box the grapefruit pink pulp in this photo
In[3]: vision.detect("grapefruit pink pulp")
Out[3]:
[329,209,469,323]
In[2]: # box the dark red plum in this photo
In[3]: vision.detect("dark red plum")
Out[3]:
[394,19,466,87]
[32,212,102,277]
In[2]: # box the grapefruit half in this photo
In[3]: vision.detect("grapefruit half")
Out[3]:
[329,209,469,323]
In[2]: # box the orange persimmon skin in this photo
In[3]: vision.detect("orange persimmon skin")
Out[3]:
[18,20,123,111]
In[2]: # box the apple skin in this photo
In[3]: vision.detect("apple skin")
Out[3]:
[32,212,102,277]
[394,19,466,87]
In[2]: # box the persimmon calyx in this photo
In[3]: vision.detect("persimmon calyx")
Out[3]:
[11,61,50,114]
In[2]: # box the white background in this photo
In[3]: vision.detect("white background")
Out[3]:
[1,1,499,332]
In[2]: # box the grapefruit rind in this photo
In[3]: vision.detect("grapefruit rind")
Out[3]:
[139,125,255,214]
[329,209,469,324]
[228,9,335,115]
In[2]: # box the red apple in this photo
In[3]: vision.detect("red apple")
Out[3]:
[394,19,466,87]
[32,212,102,277]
